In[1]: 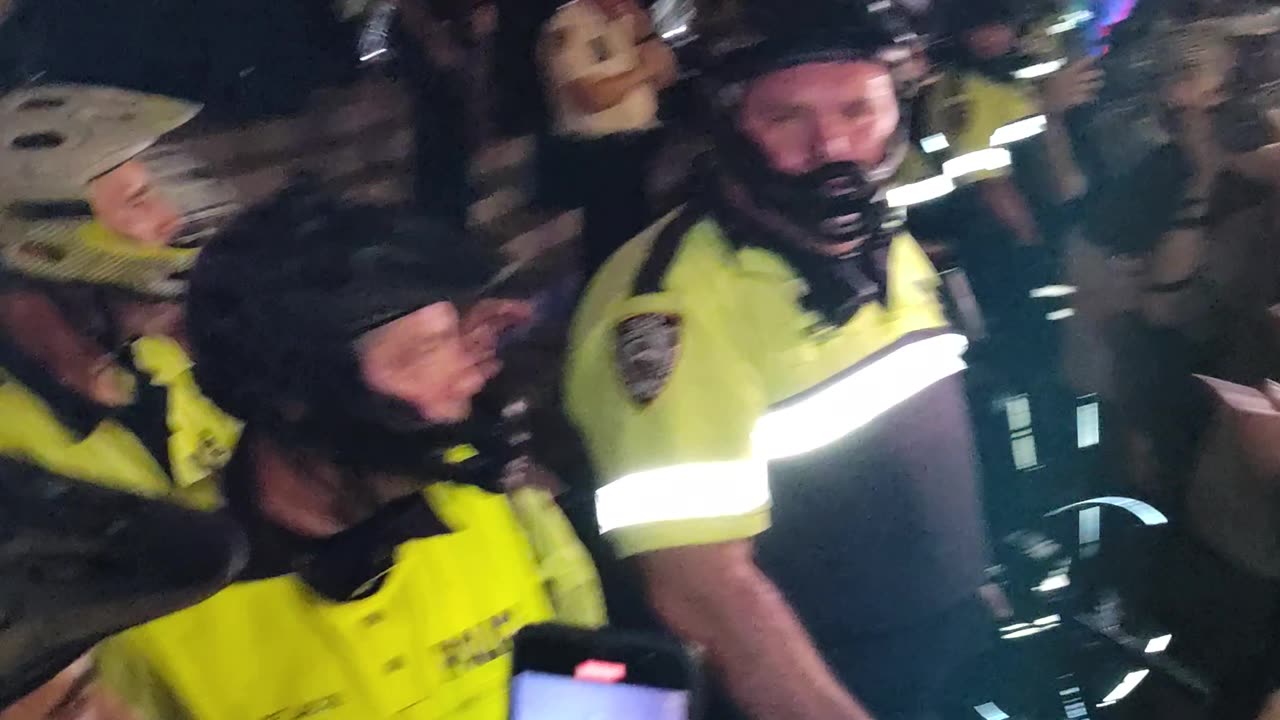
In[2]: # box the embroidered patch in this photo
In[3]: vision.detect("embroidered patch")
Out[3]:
[615,314,681,406]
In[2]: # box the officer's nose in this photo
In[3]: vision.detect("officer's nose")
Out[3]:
[811,116,860,167]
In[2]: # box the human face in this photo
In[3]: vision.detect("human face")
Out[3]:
[0,657,138,720]
[737,61,900,176]
[591,0,634,20]
[965,23,1017,60]
[357,302,495,425]
[87,160,182,248]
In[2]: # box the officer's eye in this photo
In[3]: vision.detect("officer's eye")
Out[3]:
[764,107,804,125]
[841,100,872,120]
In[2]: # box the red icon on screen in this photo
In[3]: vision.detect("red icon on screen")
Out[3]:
[574,659,627,683]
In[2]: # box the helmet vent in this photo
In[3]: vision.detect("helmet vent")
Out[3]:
[10,132,65,150]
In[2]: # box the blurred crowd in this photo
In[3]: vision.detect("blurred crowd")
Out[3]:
[3,0,1280,719]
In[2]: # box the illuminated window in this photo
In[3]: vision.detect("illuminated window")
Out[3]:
[1077,401,1100,448]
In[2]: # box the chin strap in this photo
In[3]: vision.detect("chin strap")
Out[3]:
[713,184,893,328]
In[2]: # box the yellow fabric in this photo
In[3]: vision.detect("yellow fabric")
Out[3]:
[507,486,607,628]
[0,336,237,509]
[98,483,562,720]
[564,211,949,556]
[896,146,938,185]
[922,71,1038,182]
[0,369,173,497]
[130,336,242,504]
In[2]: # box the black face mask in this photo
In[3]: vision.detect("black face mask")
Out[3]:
[752,160,887,251]
[287,386,523,494]
[718,122,906,255]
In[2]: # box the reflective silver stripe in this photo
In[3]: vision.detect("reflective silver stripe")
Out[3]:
[1012,60,1066,79]
[889,148,1013,208]
[595,460,769,534]
[887,174,955,207]
[596,333,969,532]
[941,147,1013,180]
[753,333,969,459]
[1045,496,1170,526]
[989,115,1047,146]
[920,133,950,153]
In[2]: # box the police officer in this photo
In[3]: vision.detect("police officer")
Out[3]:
[564,2,997,717]
[95,186,605,719]
[899,0,1098,289]
[0,457,246,720]
[0,84,242,508]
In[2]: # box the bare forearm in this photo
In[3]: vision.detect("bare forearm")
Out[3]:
[640,40,678,90]
[977,178,1041,246]
[568,66,652,113]
[697,578,875,720]
[1044,115,1086,202]
[642,551,873,720]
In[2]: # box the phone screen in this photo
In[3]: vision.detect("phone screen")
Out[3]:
[511,668,690,720]
[509,625,697,720]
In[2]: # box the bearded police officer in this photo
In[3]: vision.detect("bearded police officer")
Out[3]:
[564,2,997,718]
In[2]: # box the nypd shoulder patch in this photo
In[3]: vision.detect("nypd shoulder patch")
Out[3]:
[615,313,681,406]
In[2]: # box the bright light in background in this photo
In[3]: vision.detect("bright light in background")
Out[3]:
[973,702,1011,720]
[661,24,687,39]
[1013,59,1067,79]
[1077,401,1100,448]
[1005,396,1032,432]
[1029,284,1078,298]
[921,133,950,153]
[1099,669,1150,705]
[1036,573,1071,592]
[1046,308,1077,321]
[1048,10,1096,34]
[1034,614,1061,626]
[1079,505,1101,546]
[1003,624,1058,639]
[1145,634,1172,654]
[1048,497,1169,526]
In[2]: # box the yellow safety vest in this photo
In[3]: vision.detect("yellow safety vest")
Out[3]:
[98,482,604,720]
[564,209,959,557]
[0,335,239,509]
[889,71,1040,209]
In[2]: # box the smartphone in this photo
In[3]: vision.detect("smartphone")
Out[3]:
[509,624,701,720]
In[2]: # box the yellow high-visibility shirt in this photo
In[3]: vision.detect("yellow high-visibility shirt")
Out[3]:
[0,335,239,509]
[98,482,603,720]
[564,208,960,558]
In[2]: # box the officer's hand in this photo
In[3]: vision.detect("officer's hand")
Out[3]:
[461,299,534,380]
[0,290,135,407]
[1257,690,1280,720]
[1041,57,1104,114]
[619,0,654,39]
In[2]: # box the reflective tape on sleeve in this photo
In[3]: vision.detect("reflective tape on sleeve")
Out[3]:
[752,333,969,460]
[941,148,1013,181]
[595,460,770,533]
[887,174,956,207]
[989,115,1047,146]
